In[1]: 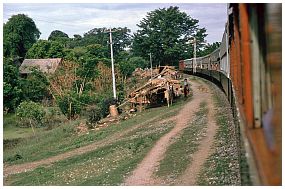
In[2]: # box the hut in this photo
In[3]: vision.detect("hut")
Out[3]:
[19,58,62,77]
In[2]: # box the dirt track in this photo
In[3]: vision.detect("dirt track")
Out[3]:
[123,78,218,185]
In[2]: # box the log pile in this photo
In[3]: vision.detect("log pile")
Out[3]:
[128,66,183,108]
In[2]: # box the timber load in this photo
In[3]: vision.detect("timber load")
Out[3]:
[128,66,183,106]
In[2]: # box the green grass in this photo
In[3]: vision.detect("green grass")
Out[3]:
[3,114,44,140]
[196,79,242,186]
[4,84,194,186]
[5,120,176,185]
[4,97,187,166]
[155,101,208,183]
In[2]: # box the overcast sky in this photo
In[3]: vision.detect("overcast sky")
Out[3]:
[3,3,227,43]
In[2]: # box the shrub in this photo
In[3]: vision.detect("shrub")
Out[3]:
[87,106,102,125]
[57,93,81,120]
[16,101,46,128]
[87,97,115,125]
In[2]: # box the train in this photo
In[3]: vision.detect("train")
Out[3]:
[179,4,281,186]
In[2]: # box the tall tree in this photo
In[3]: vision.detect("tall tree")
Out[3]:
[4,14,41,59]
[132,6,207,66]
[70,27,132,56]
[48,30,69,40]
[48,30,70,47]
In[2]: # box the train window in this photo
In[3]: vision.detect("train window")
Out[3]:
[249,5,272,129]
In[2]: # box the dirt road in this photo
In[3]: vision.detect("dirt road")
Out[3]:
[124,78,218,185]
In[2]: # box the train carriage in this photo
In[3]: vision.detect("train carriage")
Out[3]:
[179,3,281,186]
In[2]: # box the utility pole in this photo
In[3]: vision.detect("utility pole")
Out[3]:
[105,28,117,100]
[149,53,153,80]
[104,28,119,117]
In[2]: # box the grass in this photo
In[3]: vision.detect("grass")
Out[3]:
[3,114,44,140]
[5,120,176,185]
[4,96,188,166]
[4,84,194,186]
[196,79,242,186]
[155,101,208,183]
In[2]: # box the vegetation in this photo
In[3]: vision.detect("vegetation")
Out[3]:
[132,6,207,66]
[21,68,50,102]
[16,101,46,132]
[4,14,40,59]
[3,58,23,112]
[26,40,65,59]
[48,30,69,41]
[4,100,183,165]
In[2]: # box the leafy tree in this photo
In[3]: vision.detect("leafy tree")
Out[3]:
[26,40,64,58]
[132,6,207,66]
[3,58,23,112]
[73,34,82,40]
[48,30,69,40]
[118,61,136,79]
[48,30,70,47]
[16,101,46,133]
[68,27,131,55]
[128,57,148,69]
[20,68,50,102]
[4,14,41,59]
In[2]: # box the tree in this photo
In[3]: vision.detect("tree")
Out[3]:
[132,6,207,66]
[26,40,65,59]
[48,30,69,40]
[48,30,70,47]
[71,27,132,56]
[3,58,23,112]
[20,68,50,102]
[128,57,148,69]
[16,101,46,134]
[4,14,41,59]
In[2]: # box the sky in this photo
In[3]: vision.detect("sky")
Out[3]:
[3,3,227,44]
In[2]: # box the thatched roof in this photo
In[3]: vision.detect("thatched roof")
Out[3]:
[19,58,62,74]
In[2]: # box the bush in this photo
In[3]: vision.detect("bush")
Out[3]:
[20,68,50,102]
[16,101,46,128]
[87,97,115,125]
[87,107,102,125]
[44,106,66,130]
[57,94,82,120]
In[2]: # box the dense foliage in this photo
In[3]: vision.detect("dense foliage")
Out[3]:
[4,14,41,59]
[26,40,65,59]
[3,58,23,112]
[48,30,69,41]
[132,6,207,66]
[16,101,46,128]
[20,68,50,102]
